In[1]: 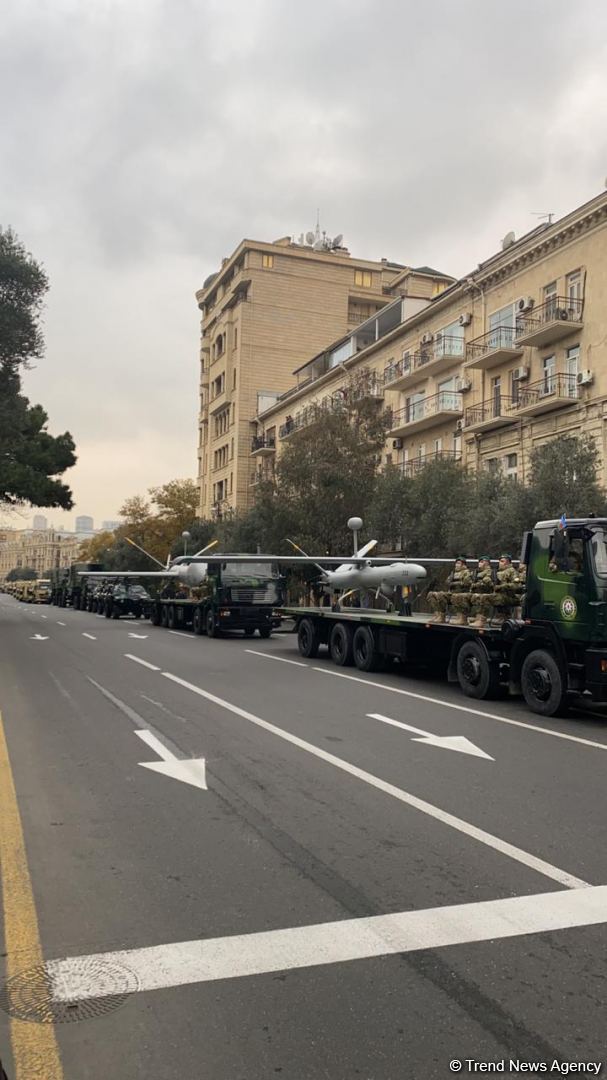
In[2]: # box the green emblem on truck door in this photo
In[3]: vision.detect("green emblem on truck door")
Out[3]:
[560,595,577,620]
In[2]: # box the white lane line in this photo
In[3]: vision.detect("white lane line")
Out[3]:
[48,885,607,1002]
[82,633,97,640]
[56,621,66,626]
[125,654,161,672]
[161,671,587,890]
[312,666,607,754]
[168,630,193,638]
[40,614,48,619]
[246,650,308,668]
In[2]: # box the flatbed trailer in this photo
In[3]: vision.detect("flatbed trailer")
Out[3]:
[283,516,607,718]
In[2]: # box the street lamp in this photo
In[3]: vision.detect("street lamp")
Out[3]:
[182,530,191,556]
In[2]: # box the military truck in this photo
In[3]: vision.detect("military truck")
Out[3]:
[31,579,51,604]
[282,518,607,717]
[148,559,284,637]
[50,563,104,608]
[101,581,151,619]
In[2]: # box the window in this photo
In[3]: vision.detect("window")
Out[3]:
[567,270,582,304]
[406,391,425,422]
[435,320,465,358]
[488,303,516,348]
[566,345,579,398]
[543,281,557,319]
[262,254,274,269]
[542,355,556,396]
[355,269,372,288]
[491,375,501,411]
[234,327,238,349]
[433,438,442,455]
[432,281,448,296]
[505,453,518,479]
[232,369,236,389]
[510,368,520,404]
[214,333,225,359]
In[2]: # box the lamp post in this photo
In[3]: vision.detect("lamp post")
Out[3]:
[182,531,191,556]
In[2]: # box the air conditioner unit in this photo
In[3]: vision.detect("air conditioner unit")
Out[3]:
[420,332,434,346]
[455,377,472,393]
[392,438,404,449]
[577,370,594,386]
[456,419,464,432]
[512,366,530,380]
[555,307,569,320]
[459,312,472,327]
[517,296,534,313]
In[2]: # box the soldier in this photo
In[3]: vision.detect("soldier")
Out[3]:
[428,558,472,624]
[491,553,521,622]
[514,562,526,619]
[468,556,495,628]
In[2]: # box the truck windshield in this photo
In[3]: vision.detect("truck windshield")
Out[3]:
[589,528,607,575]
[221,562,276,582]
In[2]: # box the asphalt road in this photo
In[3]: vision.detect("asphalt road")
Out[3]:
[0,595,605,1080]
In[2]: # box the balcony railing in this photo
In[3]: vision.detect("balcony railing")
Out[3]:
[465,325,522,368]
[389,390,463,432]
[464,395,517,429]
[511,372,579,411]
[278,379,382,438]
[515,296,584,346]
[384,336,464,388]
[251,435,276,453]
[400,450,462,476]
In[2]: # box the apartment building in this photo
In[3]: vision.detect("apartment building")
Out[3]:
[195,231,453,518]
[0,530,81,580]
[254,190,607,488]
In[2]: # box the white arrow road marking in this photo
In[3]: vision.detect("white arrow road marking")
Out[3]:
[40,614,47,619]
[57,621,66,626]
[30,634,49,641]
[47,885,607,1003]
[128,633,148,639]
[368,712,494,760]
[157,670,586,889]
[82,633,96,640]
[135,728,207,791]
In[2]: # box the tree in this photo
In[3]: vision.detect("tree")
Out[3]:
[526,435,607,520]
[0,227,76,509]
[6,566,37,581]
[367,465,411,551]
[402,458,471,557]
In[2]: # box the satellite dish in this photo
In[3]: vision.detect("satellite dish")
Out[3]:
[333,234,343,248]
[501,231,516,250]
[305,231,315,245]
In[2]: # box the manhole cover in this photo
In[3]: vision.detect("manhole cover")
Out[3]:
[0,958,139,1023]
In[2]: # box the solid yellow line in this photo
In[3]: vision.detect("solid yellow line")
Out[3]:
[0,709,63,1079]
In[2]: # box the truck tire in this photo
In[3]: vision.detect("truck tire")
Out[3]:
[298,617,320,658]
[206,609,219,637]
[244,627,255,637]
[329,622,354,666]
[353,625,383,672]
[456,640,500,700]
[521,649,568,717]
[150,605,161,626]
[104,601,112,618]
[160,604,169,628]
[259,627,271,639]
[166,605,176,629]
[111,604,120,619]
[193,607,205,635]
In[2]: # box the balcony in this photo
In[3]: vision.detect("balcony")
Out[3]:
[400,450,462,476]
[509,373,579,416]
[385,336,465,391]
[465,326,523,371]
[251,435,276,456]
[388,390,463,437]
[464,395,517,432]
[515,296,583,348]
[349,372,385,402]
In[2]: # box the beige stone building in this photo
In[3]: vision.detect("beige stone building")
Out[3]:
[254,190,607,489]
[0,530,81,580]
[195,232,453,517]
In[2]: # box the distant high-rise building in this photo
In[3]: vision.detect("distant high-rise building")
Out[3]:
[32,514,48,531]
[75,515,94,533]
[101,520,121,532]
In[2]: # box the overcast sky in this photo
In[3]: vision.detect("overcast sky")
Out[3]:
[2,0,607,528]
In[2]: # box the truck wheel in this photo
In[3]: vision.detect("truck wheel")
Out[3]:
[160,605,169,628]
[521,649,568,716]
[193,608,205,635]
[166,605,176,629]
[244,628,255,637]
[298,617,320,658]
[456,640,499,699]
[104,601,112,618]
[206,609,219,637]
[329,622,354,666]
[112,605,120,619]
[150,605,161,626]
[353,625,383,672]
[259,627,271,639]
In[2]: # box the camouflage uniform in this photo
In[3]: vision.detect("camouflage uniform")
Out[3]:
[468,558,495,623]
[490,555,521,618]
[428,559,471,622]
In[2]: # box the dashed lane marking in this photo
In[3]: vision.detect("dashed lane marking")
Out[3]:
[245,649,308,668]
[125,654,161,672]
[82,633,96,641]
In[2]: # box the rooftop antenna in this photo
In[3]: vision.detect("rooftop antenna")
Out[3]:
[532,211,554,225]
